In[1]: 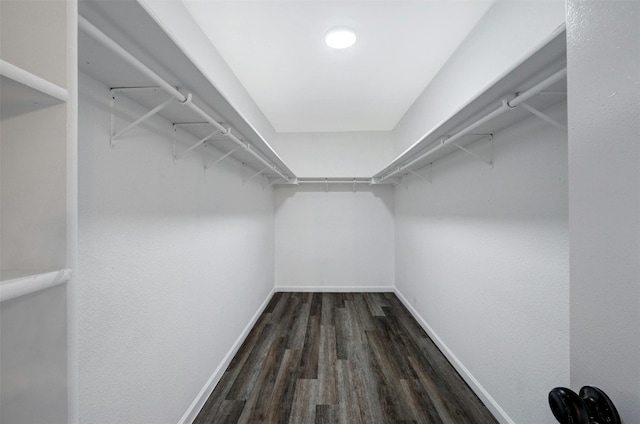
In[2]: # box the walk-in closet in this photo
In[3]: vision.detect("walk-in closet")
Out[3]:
[1,0,638,423]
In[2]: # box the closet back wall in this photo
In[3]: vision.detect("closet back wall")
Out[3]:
[275,185,395,291]
[77,73,276,423]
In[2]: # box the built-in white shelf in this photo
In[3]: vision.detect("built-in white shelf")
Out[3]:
[0,269,72,303]
[0,59,68,118]
[78,0,295,182]
[373,26,567,182]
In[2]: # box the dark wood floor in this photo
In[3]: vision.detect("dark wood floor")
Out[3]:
[194,292,497,424]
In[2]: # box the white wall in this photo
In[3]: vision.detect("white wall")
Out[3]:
[274,185,395,290]
[271,131,395,177]
[77,73,276,423]
[393,0,565,156]
[567,1,640,421]
[394,102,569,423]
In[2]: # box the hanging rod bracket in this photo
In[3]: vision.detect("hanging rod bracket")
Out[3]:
[245,167,270,183]
[110,93,174,147]
[179,92,192,105]
[503,98,517,111]
[520,102,567,130]
[204,146,241,172]
[451,135,494,168]
[407,168,432,183]
[174,129,221,163]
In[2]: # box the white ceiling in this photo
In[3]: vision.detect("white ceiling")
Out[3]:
[182,0,494,133]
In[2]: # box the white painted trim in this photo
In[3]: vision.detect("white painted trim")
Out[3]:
[177,288,276,424]
[67,0,79,421]
[275,285,395,293]
[394,288,515,424]
[0,269,72,303]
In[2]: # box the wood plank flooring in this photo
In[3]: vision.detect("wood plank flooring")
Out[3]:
[194,292,497,424]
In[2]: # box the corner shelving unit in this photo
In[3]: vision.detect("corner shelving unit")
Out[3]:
[1,0,76,422]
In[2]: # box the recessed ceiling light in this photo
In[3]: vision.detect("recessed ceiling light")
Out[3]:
[325,27,356,49]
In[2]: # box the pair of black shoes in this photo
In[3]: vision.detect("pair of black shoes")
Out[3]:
[549,386,620,424]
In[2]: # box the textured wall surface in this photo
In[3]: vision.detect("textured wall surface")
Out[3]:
[77,73,276,423]
[395,102,569,423]
[274,185,395,290]
[567,1,640,421]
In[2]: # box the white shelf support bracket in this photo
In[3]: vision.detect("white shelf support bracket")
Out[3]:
[520,102,567,130]
[451,134,494,168]
[174,129,220,163]
[246,167,269,183]
[110,91,116,149]
[407,168,431,183]
[110,95,174,145]
[172,124,178,159]
[204,147,241,172]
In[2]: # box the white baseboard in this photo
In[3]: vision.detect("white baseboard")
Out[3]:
[393,288,514,424]
[177,287,276,424]
[275,285,395,293]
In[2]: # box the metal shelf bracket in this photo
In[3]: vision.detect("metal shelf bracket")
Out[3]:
[204,146,241,172]
[173,129,220,163]
[110,87,174,148]
[407,167,432,183]
[451,134,494,168]
[245,167,269,183]
[520,102,567,130]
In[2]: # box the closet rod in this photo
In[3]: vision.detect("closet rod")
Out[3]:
[295,179,373,184]
[380,67,567,181]
[78,15,290,182]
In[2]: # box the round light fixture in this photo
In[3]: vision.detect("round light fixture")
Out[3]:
[325,27,356,49]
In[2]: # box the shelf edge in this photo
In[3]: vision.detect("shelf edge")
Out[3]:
[0,269,72,303]
[0,59,69,103]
